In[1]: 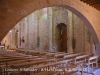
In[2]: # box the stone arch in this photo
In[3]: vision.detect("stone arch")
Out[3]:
[9,0,99,44]
[56,23,67,30]
[0,0,99,46]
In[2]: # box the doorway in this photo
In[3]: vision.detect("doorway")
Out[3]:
[56,23,67,52]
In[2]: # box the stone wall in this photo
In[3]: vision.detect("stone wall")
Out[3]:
[53,7,68,52]
[1,7,94,53]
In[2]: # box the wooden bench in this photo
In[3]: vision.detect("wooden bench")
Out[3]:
[63,53,83,64]
[10,59,55,68]
[54,54,65,61]
[85,55,98,72]
[30,63,83,75]
[46,53,56,59]
[75,54,93,64]
[7,58,46,65]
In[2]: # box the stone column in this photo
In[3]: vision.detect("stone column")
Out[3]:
[18,22,21,48]
[67,10,73,53]
[34,12,37,50]
[48,7,54,52]
[25,17,29,49]
[53,7,57,52]
[95,43,100,60]
[81,23,85,53]
[83,23,86,53]
[35,11,40,50]
[90,36,95,54]
[9,30,12,48]
[10,29,15,49]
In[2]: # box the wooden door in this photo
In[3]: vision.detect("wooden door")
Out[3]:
[61,28,67,52]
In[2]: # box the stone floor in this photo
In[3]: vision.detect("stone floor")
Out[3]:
[77,64,100,75]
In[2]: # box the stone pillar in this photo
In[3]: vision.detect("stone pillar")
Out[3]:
[34,11,38,50]
[83,24,87,53]
[10,29,15,49]
[25,17,29,49]
[95,43,100,60]
[52,7,56,52]
[35,11,40,50]
[90,36,96,55]
[9,30,12,49]
[82,22,84,53]
[84,28,91,53]
[18,22,21,48]
[73,14,86,53]
[53,7,57,52]
[48,7,54,52]
[67,10,73,53]
[83,23,85,53]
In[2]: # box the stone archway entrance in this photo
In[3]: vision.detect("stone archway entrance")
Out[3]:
[56,23,67,52]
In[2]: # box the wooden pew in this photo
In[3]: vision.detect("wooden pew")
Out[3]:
[64,53,83,59]
[75,53,93,64]
[46,52,72,59]
[28,51,40,56]
[54,54,65,61]
[7,58,46,65]
[9,59,67,75]
[0,57,45,71]
[39,52,50,57]
[0,51,31,57]
[0,57,45,75]
[0,50,40,59]
[10,59,55,68]
[22,60,69,75]
[0,49,85,75]
[33,61,67,70]
[46,53,56,59]
[85,55,98,72]
[63,53,83,64]
[56,52,66,54]
[30,63,83,75]
[0,58,24,63]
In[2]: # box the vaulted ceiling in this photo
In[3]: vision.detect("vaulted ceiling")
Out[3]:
[81,0,100,11]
